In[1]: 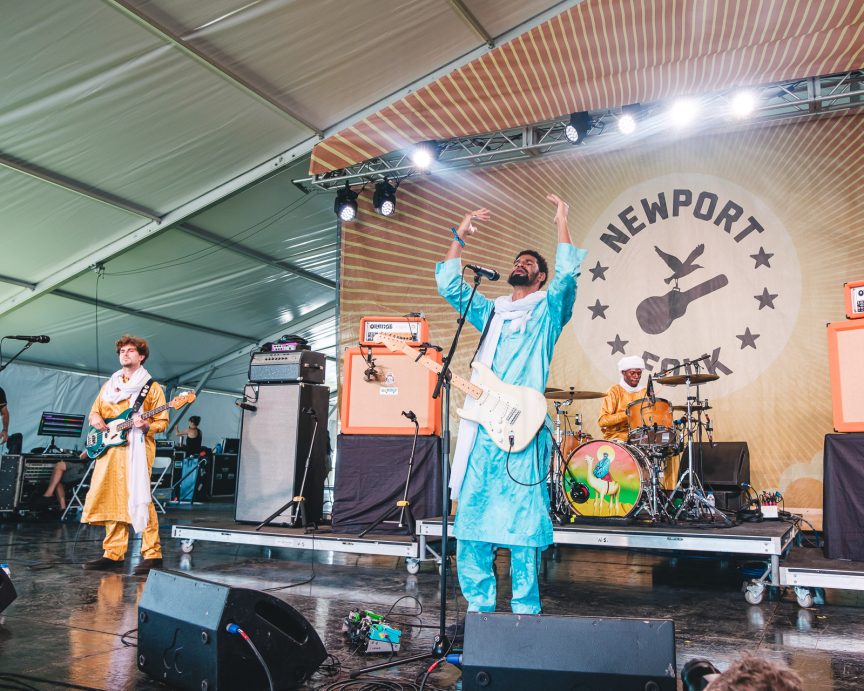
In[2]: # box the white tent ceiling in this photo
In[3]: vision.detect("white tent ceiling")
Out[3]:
[0,0,569,399]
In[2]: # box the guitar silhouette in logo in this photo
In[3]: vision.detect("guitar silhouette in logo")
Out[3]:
[637,244,728,335]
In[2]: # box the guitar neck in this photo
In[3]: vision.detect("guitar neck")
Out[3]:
[394,343,483,399]
[116,403,170,431]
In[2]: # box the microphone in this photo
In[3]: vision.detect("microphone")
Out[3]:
[674,415,688,426]
[235,401,257,412]
[401,410,417,422]
[706,414,715,445]
[7,335,50,343]
[465,264,500,281]
[646,374,655,404]
[302,407,318,418]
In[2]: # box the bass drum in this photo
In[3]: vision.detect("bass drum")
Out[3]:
[562,439,651,518]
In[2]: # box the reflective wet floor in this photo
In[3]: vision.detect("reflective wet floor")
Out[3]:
[1,506,862,690]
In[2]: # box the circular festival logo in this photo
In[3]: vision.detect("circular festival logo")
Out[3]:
[575,173,801,397]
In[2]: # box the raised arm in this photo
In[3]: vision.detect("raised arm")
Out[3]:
[443,208,491,261]
[547,194,572,245]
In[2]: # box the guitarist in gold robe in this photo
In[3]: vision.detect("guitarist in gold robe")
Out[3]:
[81,335,168,574]
[436,194,586,618]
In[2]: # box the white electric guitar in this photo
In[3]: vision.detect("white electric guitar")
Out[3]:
[374,334,547,452]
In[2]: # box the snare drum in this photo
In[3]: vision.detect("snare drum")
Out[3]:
[561,440,651,518]
[626,397,677,450]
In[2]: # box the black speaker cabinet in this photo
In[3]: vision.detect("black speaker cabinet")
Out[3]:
[235,383,329,524]
[0,568,16,614]
[679,442,749,490]
[462,612,676,691]
[138,570,326,691]
[211,453,238,498]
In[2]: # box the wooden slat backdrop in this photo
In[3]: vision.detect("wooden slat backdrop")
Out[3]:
[312,0,864,173]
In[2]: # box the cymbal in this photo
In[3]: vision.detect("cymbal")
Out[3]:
[656,373,719,386]
[544,389,605,400]
[672,404,712,412]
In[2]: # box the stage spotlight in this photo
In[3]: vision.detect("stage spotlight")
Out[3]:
[564,111,592,144]
[373,178,397,217]
[618,113,636,134]
[731,90,757,118]
[411,141,438,169]
[334,184,358,222]
[669,98,699,127]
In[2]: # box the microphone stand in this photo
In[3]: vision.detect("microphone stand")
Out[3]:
[358,413,420,540]
[351,272,482,678]
[255,411,319,532]
[0,340,34,373]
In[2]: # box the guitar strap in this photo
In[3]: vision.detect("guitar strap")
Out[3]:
[470,308,495,366]
[131,378,154,415]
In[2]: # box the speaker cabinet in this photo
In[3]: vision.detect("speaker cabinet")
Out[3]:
[340,348,442,435]
[211,453,238,498]
[236,383,329,524]
[0,568,16,614]
[828,320,864,431]
[138,571,326,691]
[462,612,676,690]
[679,442,749,491]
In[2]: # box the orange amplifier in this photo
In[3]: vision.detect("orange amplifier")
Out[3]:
[359,316,429,346]
[341,347,442,435]
[827,320,864,432]
[845,280,864,319]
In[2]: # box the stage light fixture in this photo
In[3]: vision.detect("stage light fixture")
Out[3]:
[334,184,358,222]
[618,113,636,134]
[731,90,757,118]
[564,111,592,143]
[411,141,438,169]
[669,98,699,127]
[373,178,397,217]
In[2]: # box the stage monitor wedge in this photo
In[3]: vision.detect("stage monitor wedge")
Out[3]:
[138,570,326,691]
[462,611,676,690]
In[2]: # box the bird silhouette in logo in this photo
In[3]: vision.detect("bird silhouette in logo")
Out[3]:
[655,244,705,284]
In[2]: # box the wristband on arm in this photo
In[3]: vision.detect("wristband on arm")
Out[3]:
[450,226,465,247]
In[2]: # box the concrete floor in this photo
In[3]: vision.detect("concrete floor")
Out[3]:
[1,505,863,690]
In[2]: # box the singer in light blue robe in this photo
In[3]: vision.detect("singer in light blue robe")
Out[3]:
[436,241,586,613]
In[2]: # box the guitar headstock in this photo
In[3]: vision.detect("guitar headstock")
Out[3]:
[373,333,412,352]
[169,391,197,409]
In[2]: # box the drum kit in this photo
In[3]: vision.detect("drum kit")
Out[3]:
[547,363,728,524]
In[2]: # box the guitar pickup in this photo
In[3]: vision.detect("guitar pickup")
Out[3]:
[506,409,521,424]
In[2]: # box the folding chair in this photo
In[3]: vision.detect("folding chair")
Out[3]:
[150,455,173,514]
[60,458,95,521]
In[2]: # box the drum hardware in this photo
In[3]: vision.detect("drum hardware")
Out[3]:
[655,360,730,524]
[548,395,593,523]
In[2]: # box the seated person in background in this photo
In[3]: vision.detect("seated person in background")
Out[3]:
[41,450,89,510]
[175,415,203,456]
[598,355,647,441]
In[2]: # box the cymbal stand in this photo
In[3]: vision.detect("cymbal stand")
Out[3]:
[667,372,730,525]
[548,399,573,523]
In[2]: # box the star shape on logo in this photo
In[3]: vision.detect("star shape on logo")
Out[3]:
[607,334,628,355]
[736,327,760,349]
[589,261,609,281]
[750,247,774,269]
[588,299,609,320]
[754,287,778,310]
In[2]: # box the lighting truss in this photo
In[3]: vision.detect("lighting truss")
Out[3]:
[296,70,864,190]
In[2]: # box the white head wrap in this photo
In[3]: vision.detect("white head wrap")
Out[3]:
[617,355,645,371]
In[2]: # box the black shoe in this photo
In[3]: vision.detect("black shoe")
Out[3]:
[133,558,163,575]
[82,556,125,571]
[445,621,465,642]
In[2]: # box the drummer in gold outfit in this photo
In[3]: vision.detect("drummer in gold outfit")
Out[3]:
[598,356,647,442]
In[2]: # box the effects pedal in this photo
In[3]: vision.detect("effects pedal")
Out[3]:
[342,609,402,654]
